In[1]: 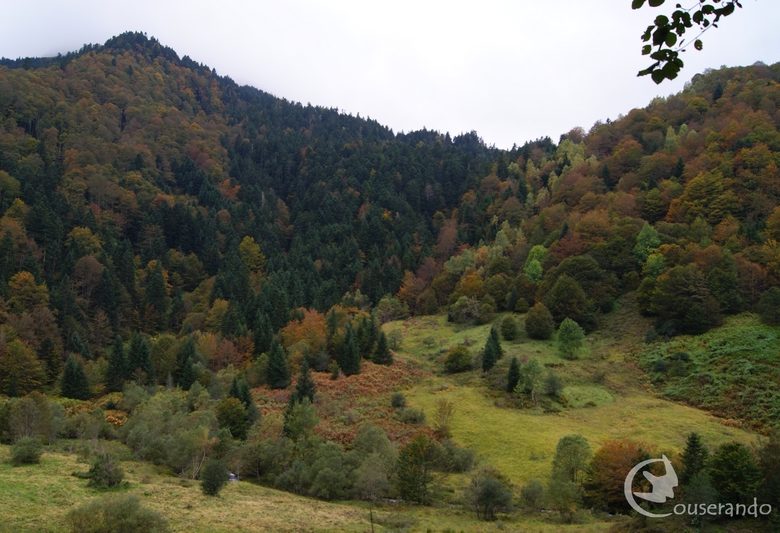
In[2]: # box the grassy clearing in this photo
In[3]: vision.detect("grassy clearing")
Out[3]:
[640,314,780,429]
[389,299,759,489]
[0,445,620,532]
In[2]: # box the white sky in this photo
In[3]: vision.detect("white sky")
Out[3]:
[1,0,778,148]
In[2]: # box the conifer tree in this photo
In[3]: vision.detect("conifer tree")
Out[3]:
[373,331,393,365]
[506,357,520,392]
[338,325,361,376]
[105,336,126,392]
[557,318,585,360]
[267,341,291,389]
[174,337,197,390]
[252,311,273,355]
[680,432,709,485]
[229,375,258,421]
[61,355,90,400]
[482,329,502,372]
[293,359,316,404]
[127,333,154,383]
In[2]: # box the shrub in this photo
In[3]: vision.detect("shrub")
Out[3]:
[396,435,439,504]
[66,494,168,533]
[11,437,43,465]
[437,440,475,473]
[557,318,585,360]
[201,458,229,496]
[465,466,513,520]
[398,408,425,425]
[390,392,406,409]
[525,303,554,340]
[757,287,780,325]
[500,316,519,340]
[88,453,124,489]
[443,346,472,374]
[520,479,545,511]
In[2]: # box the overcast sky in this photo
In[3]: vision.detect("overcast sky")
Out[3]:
[2,1,778,148]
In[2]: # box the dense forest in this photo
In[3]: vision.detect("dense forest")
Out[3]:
[0,32,779,531]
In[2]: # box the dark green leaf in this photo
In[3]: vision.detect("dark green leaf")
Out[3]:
[649,0,666,6]
[665,32,677,47]
[631,0,646,9]
[694,39,703,50]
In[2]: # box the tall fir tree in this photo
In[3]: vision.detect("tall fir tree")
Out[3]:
[174,337,197,390]
[127,333,154,384]
[252,311,274,356]
[489,327,504,359]
[680,432,709,485]
[482,330,502,372]
[61,355,90,400]
[229,376,258,421]
[338,324,361,376]
[267,341,291,389]
[293,359,316,404]
[373,331,393,365]
[105,336,126,392]
[506,357,520,392]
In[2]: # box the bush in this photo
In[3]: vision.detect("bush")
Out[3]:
[398,408,425,425]
[465,466,513,520]
[757,287,780,325]
[11,437,43,465]
[390,392,406,409]
[525,303,554,340]
[66,494,168,533]
[520,479,545,511]
[88,453,124,489]
[500,316,519,340]
[443,345,472,374]
[201,458,229,496]
[437,440,475,473]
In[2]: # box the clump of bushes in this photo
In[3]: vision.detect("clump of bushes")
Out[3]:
[88,453,124,489]
[66,494,168,533]
[390,392,406,409]
[500,316,519,340]
[525,303,554,340]
[443,345,472,373]
[398,408,426,425]
[11,437,43,465]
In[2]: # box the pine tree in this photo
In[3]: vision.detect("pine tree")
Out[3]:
[680,432,709,485]
[373,331,393,365]
[267,341,291,389]
[175,337,197,390]
[37,337,61,384]
[489,327,504,359]
[338,325,361,376]
[506,357,520,392]
[252,311,273,355]
[229,376,258,421]
[482,330,502,372]
[127,333,154,383]
[105,336,126,392]
[293,359,316,404]
[61,355,90,400]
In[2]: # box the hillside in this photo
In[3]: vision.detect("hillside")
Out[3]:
[1,32,779,532]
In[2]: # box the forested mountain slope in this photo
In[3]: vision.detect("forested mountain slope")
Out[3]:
[0,32,778,402]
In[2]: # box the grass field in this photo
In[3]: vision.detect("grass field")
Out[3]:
[0,445,621,532]
[387,299,759,488]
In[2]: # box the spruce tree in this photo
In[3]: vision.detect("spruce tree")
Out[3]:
[506,357,520,392]
[482,330,501,372]
[105,336,126,392]
[229,376,258,421]
[174,337,197,390]
[482,337,497,372]
[127,333,154,383]
[267,341,291,389]
[489,327,504,359]
[680,432,709,485]
[373,331,393,365]
[61,355,90,400]
[252,311,274,355]
[293,359,316,404]
[338,325,361,376]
